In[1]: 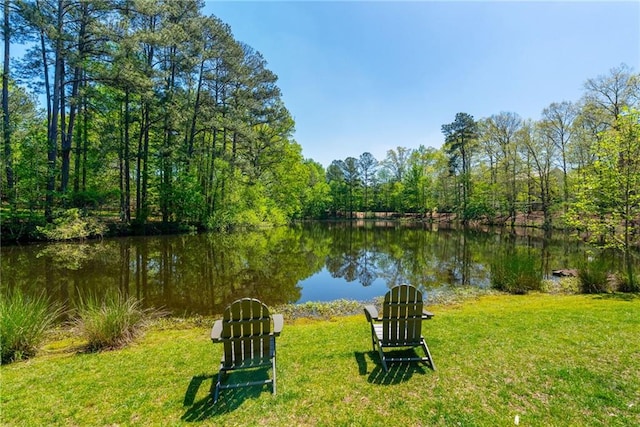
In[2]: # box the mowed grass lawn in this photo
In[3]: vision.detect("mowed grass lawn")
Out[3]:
[2,293,639,426]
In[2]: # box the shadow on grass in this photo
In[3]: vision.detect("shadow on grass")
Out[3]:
[181,368,272,421]
[354,350,429,385]
[592,292,639,302]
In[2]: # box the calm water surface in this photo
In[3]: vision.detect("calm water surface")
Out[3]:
[0,221,619,316]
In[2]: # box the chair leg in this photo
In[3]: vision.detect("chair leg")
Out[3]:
[213,368,224,403]
[272,354,277,395]
[421,338,436,371]
[377,346,388,372]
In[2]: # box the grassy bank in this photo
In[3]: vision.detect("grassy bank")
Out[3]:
[2,293,639,426]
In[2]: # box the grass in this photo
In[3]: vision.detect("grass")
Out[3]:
[2,293,639,426]
[73,291,158,351]
[0,291,61,363]
[490,249,543,294]
[578,258,613,293]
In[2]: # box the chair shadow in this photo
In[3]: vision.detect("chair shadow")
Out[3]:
[181,368,271,421]
[354,350,429,385]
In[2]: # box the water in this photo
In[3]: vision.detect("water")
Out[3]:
[0,221,625,316]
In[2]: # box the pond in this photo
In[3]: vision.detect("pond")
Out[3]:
[0,221,625,316]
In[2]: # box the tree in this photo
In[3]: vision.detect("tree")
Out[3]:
[566,108,640,291]
[382,146,410,183]
[2,0,13,197]
[540,101,576,214]
[358,152,377,212]
[333,157,360,217]
[582,63,639,127]
[477,118,500,214]
[483,112,523,227]
[326,160,347,216]
[523,120,557,230]
[441,112,478,223]
[299,159,331,218]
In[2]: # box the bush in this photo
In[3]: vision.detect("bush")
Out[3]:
[615,270,639,293]
[577,259,611,294]
[74,292,158,351]
[491,249,542,294]
[0,291,61,363]
[37,208,106,241]
[0,209,46,242]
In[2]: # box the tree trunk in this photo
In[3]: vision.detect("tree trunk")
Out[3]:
[73,75,86,193]
[45,0,65,221]
[186,57,205,169]
[135,104,145,221]
[2,0,13,197]
[122,89,131,222]
[61,1,88,196]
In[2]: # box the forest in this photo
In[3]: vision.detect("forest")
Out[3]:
[1,0,639,250]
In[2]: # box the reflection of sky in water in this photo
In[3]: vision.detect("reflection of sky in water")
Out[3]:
[3,224,609,315]
[297,268,390,303]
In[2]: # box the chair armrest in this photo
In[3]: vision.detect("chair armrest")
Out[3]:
[211,319,223,341]
[272,314,284,335]
[422,310,435,319]
[364,305,379,322]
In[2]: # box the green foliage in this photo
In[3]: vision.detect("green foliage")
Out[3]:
[70,189,118,210]
[490,248,542,294]
[565,108,640,288]
[73,292,157,351]
[37,209,107,241]
[464,190,496,220]
[172,173,206,224]
[616,269,640,292]
[578,258,612,294]
[0,209,46,242]
[0,291,61,363]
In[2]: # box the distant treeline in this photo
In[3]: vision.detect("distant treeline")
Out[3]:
[1,2,639,255]
[324,65,639,237]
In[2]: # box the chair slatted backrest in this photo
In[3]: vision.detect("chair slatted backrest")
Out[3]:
[381,285,424,345]
[221,298,272,367]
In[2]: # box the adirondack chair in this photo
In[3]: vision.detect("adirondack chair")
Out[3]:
[210,298,283,403]
[364,284,435,372]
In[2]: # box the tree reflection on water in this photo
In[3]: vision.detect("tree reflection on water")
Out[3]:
[1,222,621,316]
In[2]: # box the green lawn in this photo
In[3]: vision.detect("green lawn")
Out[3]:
[2,293,639,426]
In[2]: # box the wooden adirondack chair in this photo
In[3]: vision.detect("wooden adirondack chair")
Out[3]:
[211,298,283,403]
[364,284,435,372]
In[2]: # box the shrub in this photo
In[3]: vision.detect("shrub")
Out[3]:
[37,208,106,241]
[615,269,639,293]
[490,249,542,294]
[0,291,61,363]
[74,292,158,351]
[0,210,46,242]
[577,258,611,294]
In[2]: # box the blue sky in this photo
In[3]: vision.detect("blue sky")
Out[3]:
[204,1,640,167]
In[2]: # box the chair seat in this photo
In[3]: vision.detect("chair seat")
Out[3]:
[372,324,424,348]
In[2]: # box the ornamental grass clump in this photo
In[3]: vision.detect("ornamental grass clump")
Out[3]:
[490,249,542,294]
[577,258,611,293]
[0,291,61,364]
[74,291,157,351]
